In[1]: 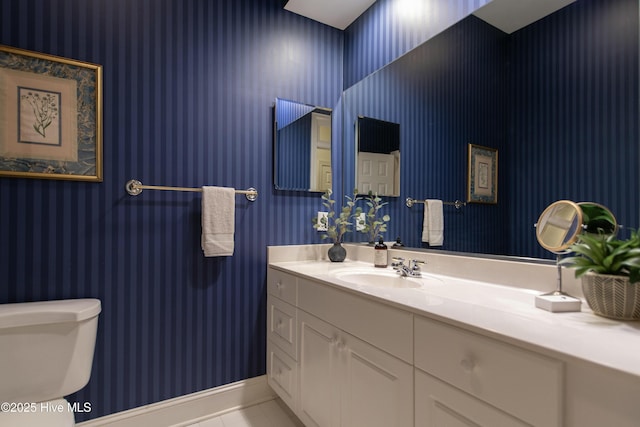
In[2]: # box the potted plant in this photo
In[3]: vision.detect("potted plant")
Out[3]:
[312,189,362,262]
[560,230,640,320]
[359,192,391,244]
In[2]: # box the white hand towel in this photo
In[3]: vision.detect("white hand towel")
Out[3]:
[421,199,444,246]
[201,186,235,257]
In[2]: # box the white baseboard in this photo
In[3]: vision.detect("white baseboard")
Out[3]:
[77,375,277,427]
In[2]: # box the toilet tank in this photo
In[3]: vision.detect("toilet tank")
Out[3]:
[0,299,101,403]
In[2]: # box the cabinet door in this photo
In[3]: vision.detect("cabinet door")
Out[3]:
[298,311,341,427]
[341,331,413,427]
[415,369,530,427]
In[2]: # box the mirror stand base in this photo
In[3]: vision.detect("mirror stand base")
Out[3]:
[535,292,582,313]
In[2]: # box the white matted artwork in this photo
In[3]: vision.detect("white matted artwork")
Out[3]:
[0,45,102,181]
[1,68,78,162]
[467,143,498,204]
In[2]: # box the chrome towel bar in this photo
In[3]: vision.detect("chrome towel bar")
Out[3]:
[125,179,258,202]
[406,197,466,209]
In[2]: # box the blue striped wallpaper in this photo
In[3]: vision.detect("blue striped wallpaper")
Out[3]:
[342,14,510,254]
[0,0,343,421]
[276,113,312,190]
[343,0,491,88]
[342,0,638,259]
[508,0,639,258]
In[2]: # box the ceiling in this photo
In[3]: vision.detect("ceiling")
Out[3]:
[472,0,576,34]
[283,0,576,33]
[283,0,377,30]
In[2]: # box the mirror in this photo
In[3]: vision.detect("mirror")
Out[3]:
[536,200,583,253]
[534,199,591,310]
[356,116,400,197]
[578,202,619,236]
[274,97,332,192]
[536,200,619,253]
[534,200,617,309]
[341,0,638,258]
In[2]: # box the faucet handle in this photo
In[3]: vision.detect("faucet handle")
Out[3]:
[391,257,405,268]
[410,259,425,270]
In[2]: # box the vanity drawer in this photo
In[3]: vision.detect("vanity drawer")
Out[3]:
[414,316,563,427]
[267,294,297,359]
[298,277,413,364]
[267,268,298,305]
[267,339,298,411]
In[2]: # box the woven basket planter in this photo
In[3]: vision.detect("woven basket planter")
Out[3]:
[582,272,640,320]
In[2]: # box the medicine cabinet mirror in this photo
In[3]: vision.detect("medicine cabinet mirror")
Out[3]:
[355,116,400,197]
[273,97,332,192]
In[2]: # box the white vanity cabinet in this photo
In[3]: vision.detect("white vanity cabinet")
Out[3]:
[267,267,413,427]
[268,266,562,427]
[298,310,413,427]
[297,275,414,427]
[268,249,640,427]
[266,269,299,410]
[414,317,563,427]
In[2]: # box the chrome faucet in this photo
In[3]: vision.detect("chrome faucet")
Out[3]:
[392,257,425,278]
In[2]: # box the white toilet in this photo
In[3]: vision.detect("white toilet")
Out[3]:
[0,298,101,426]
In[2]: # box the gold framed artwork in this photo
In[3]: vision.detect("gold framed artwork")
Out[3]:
[0,45,102,181]
[467,143,497,204]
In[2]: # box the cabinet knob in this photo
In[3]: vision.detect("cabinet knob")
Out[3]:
[276,281,283,290]
[460,358,476,373]
[331,335,346,350]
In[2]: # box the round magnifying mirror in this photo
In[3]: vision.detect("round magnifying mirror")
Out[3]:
[578,202,618,237]
[536,200,583,253]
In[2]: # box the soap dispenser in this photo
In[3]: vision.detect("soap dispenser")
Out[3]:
[374,237,388,268]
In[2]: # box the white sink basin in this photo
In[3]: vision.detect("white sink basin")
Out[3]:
[332,268,442,289]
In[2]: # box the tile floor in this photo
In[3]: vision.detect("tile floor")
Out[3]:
[186,399,303,427]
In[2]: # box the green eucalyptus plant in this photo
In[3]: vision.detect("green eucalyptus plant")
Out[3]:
[312,189,362,244]
[559,230,640,284]
[359,192,391,243]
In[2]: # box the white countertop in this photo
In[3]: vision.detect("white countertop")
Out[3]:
[269,259,640,378]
